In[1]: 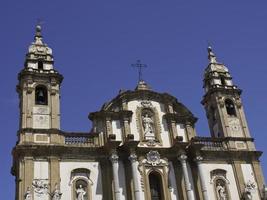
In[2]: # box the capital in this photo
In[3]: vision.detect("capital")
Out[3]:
[128,153,137,163]
[109,152,119,163]
[178,154,187,161]
[194,155,203,162]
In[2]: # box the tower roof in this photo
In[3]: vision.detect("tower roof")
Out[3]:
[205,46,229,74]
[26,25,53,62]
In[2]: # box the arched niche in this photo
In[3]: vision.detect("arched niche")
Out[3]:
[70,168,93,200]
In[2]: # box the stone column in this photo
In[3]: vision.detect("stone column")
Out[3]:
[110,152,120,200]
[178,154,195,200]
[128,153,141,200]
[195,156,209,200]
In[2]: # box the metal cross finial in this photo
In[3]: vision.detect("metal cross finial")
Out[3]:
[131,60,147,82]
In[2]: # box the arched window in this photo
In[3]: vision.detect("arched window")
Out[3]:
[225,99,236,116]
[38,60,43,70]
[35,85,48,105]
[149,172,164,200]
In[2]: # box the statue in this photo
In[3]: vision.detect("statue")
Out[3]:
[52,184,62,200]
[142,114,155,140]
[244,180,256,200]
[76,185,86,200]
[24,187,32,200]
[216,182,227,200]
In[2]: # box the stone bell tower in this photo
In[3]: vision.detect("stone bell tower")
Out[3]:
[16,25,63,132]
[201,46,251,139]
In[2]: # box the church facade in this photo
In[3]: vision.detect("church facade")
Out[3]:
[12,25,266,200]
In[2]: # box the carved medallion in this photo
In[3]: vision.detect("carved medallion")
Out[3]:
[146,151,161,166]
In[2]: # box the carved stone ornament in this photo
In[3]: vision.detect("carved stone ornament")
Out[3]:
[146,150,161,166]
[128,153,137,163]
[110,152,119,163]
[140,100,153,108]
[52,184,62,200]
[236,98,242,108]
[24,187,32,200]
[218,96,224,108]
[32,179,49,197]
[243,180,256,200]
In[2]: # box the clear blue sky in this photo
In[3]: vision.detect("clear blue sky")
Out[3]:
[1,1,267,198]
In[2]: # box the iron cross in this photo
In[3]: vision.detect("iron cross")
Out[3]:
[131,60,147,82]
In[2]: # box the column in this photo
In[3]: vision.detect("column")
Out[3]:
[128,153,141,200]
[110,152,120,200]
[178,154,195,200]
[195,156,209,200]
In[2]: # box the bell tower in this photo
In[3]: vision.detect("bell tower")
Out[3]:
[17,25,63,132]
[201,46,251,139]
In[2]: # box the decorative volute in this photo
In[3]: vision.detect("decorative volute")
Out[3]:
[24,25,54,71]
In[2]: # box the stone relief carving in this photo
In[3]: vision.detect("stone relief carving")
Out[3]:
[52,184,62,200]
[243,180,256,200]
[24,187,32,200]
[141,100,153,108]
[146,150,161,166]
[32,179,49,197]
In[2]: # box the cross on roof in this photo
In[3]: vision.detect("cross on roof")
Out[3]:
[131,60,147,82]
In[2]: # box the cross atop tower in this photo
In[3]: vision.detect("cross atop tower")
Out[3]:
[131,60,147,82]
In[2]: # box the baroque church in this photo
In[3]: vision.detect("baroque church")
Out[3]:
[12,25,266,200]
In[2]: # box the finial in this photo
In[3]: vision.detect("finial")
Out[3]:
[35,19,43,37]
[33,19,44,45]
[207,46,217,63]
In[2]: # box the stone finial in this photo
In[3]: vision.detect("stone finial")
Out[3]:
[207,46,217,63]
[34,24,43,45]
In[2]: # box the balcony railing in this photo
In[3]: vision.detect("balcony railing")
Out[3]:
[64,132,99,147]
[192,137,227,151]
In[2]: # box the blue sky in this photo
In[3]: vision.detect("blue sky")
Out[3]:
[1,1,267,198]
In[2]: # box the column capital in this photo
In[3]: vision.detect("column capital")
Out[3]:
[110,152,119,163]
[194,155,203,162]
[128,153,138,163]
[178,154,187,161]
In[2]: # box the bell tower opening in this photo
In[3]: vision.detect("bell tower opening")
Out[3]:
[38,60,43,70]
[149,172,164,200]
[35,85,48,105]
[225,99,236,116]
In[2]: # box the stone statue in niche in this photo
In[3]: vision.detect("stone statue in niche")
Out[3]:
[142,113,155,140]
[76,185,86,200]
[24,187,32,200]
[216,181,227,200]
